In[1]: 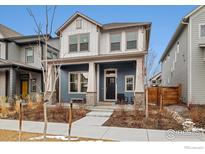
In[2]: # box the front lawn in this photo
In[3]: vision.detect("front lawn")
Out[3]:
[103,104,183,130]
[0,104,89,123]
[0,129,103,141]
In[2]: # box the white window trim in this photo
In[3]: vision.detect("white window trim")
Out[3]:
[104,68,117,101]
[68,33,90,53]
[109,32,122,52]
[68,71,88,94]
[125,31,138,51]
[199,23,205,38]
[25,47,34,63]
[124,75,134,92]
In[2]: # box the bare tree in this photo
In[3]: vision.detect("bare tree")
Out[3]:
[27,6,61,140]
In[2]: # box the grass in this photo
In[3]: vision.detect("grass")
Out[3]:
[0,129,108,142]
[103,104,183,130]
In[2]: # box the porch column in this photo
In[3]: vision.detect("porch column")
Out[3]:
[134,57,145,109]
[86,62,97,106]
[9,67,16,101]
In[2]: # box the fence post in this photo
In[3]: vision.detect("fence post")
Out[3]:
[160,87,163,112]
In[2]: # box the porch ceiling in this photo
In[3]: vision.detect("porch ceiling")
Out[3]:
[47,52,146,65]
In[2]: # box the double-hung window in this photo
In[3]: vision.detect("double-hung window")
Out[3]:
[126,32,137,50]
[110,33,121,51]
[69,72,88,93]
[69,35,78,52]
[200,24,205,38]
[80,34,89,51]
[25,47,34,63]
[31,79,37,92]
[125,76,134,92]
[69,34,89,52]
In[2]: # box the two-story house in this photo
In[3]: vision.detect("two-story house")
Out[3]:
[0,24,59,99]
[160,6,205,105]
[49,12,151,106]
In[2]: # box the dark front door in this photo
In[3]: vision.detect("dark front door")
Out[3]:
[106,77,116,100]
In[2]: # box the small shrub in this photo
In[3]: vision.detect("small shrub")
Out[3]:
[190,106,201,122]
[0,96,9,117]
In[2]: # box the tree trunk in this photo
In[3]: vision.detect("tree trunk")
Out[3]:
[18,101,23,141]
[68,103,73,141]
[43,101,48,140]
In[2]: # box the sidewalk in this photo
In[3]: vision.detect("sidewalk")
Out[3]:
[0,119,204,141]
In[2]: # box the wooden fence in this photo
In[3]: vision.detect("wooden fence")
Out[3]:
[147,84,182,106]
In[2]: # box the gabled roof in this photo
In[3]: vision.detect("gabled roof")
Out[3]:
[0,34,59,52]
[56,12,151,36]
[0,24,22,38]
[102,22,151,31]
[56,12,102,35]
[160,5,204,62]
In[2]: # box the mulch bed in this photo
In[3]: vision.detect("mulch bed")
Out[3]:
[1,104,89,123]
[103,104,183,130]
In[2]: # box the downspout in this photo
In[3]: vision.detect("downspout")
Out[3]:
[182,19,190,106]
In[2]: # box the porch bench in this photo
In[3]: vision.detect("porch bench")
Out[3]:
[71,98,86,104]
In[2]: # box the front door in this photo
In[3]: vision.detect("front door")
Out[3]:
[104,69,117,101]
[106,77,116,100]
[21,80,28,97]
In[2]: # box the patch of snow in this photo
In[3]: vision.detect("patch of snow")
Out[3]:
[29,135,79,141]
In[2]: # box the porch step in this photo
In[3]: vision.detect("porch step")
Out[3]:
[90,108,114,112]
[86,111,113,117]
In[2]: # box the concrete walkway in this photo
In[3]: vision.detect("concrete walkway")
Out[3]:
[0,119,204,141]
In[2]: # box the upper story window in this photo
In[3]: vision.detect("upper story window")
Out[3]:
[126,32,137,50]
[110,33,121,51]
[25,47,34,63]
[69,35,78,52]
[80,34,89,51]
[47,50,58,59]
[200,24,205,38]
[69,33,89,52]
[76,19,82,29]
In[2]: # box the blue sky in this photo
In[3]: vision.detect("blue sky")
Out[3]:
[0,5,196,70]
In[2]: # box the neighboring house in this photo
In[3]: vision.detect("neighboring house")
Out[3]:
[149,72,161,87]
[0,24,59,98]
[49,12,151,105]
[160,6,205,104]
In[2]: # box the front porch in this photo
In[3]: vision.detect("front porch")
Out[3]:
[59,57,145,106]
[0,61,43,99]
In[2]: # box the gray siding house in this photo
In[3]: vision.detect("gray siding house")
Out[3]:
[48,12,151,106]
[160,6,205,104]
[0,24,59,99]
